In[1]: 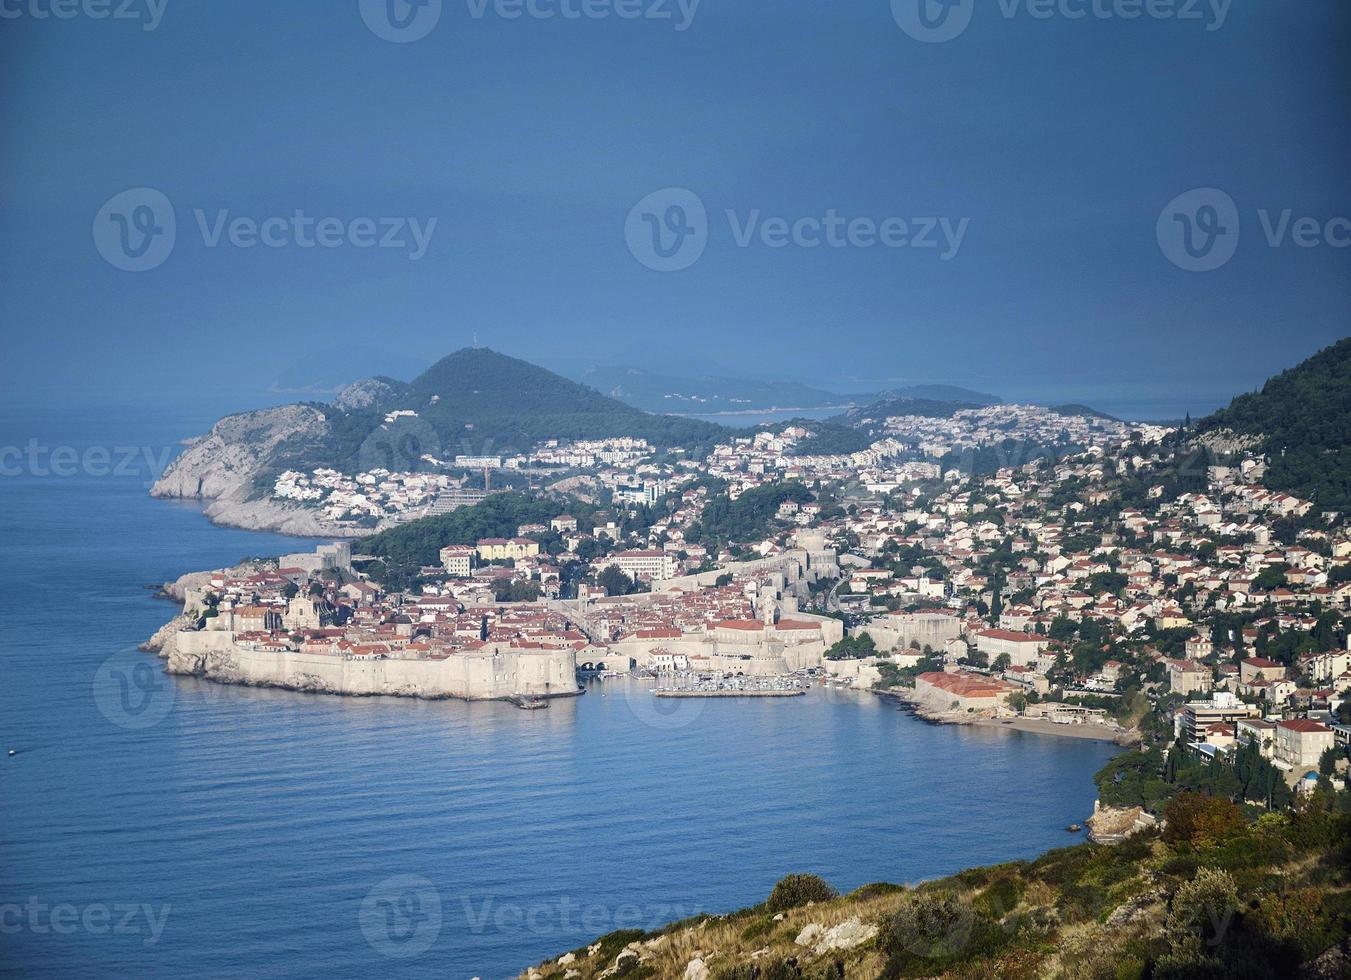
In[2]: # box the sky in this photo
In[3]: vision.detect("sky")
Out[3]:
[2,0,1349,419]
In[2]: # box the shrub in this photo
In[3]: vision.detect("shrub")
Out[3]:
[1162,793,1246,851]
[765,874,838,914]
[1159,866,1240,974]
[847,881,905,901]
[1250,887,1328,960]
[976,873,1026,918]
[712,966,757,980]
[740,918,774,941]
[878,893,1007,977]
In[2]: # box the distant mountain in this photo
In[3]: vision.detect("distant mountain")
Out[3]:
[396,349,723,451]
[579,365,862,415]
[1198,337,1351,508]
[885,384,1001,406]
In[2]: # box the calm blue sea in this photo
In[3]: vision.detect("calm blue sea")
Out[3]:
[0,404,1119,980]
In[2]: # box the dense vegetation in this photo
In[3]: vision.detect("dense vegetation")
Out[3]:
[357,492,573,588]
[780,421,875,457]
[521,795,1351,979]
[689,482,815,549]
[1200,336,1351,508]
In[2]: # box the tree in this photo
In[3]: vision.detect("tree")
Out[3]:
[991,653,1011,672]
[1318,745,1341,776]
[1162,792,1245,850]
[597,565,637,597]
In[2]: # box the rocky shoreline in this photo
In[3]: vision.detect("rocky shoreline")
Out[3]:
[874,688,1138,746]
[149,403,365,537]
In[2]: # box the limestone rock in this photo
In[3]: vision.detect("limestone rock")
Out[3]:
[795,923,823,947]
[812,916,877,954]
[1086,801,1157,845]
[334,377,400,411]
[684,958,709,980]
[149,404,358,536]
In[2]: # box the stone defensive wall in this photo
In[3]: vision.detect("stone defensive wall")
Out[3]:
[167,630,578,701]
[858,611,962,653]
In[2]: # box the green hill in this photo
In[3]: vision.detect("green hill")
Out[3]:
[248,349,728,487]
[1199,337,1351,508]
[401,348,725,453]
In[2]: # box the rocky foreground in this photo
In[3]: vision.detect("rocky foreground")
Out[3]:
[516,802,1350,980]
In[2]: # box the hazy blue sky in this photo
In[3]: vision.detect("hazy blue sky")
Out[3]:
[2,0,1348,418]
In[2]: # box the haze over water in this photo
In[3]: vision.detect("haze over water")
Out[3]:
[0,405,1119,979]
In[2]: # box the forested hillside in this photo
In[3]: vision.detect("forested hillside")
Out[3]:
[1200,338,1351,508]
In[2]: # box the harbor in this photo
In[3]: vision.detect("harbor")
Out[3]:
[652,674,808,698]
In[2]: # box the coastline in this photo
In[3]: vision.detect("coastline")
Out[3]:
[874,688,1138,746]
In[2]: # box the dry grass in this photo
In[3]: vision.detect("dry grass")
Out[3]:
[517,889,907,979]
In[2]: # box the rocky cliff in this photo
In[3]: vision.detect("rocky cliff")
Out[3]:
[150,405,359,536]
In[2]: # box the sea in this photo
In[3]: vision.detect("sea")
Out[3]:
[0,403,1120,980]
